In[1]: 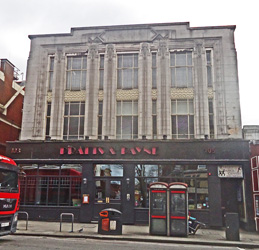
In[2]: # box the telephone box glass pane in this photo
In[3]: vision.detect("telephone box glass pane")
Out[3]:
[151,219,167,235]
[151,192,167,216]
[170,193,186,217]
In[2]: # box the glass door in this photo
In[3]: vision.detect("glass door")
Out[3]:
[93,164,123,219]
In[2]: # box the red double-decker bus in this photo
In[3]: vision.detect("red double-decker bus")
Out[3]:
[0,155,20,236]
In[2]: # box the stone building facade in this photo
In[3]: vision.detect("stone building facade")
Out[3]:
[21,22,242,141]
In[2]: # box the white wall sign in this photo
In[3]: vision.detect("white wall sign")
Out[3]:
[218,165,243,178]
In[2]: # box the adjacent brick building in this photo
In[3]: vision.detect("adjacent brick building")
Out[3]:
[0,59,24,155]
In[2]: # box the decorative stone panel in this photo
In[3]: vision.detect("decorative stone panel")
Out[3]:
[116,89,139,100]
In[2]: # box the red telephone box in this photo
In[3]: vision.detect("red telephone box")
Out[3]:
[169,182,188,237]
[149,182,168,235]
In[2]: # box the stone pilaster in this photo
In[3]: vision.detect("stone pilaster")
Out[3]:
[102,44,117,139]
[85,44,99,139]
[138,43,152,139]
[193,43,210,139]
[156,41,171,139]
[50,48,65,140]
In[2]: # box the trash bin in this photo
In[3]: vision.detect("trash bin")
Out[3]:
[225,213,240,241]
[98,208,122,235]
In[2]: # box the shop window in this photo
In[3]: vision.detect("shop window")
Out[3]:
[94,164,123,177]
[117,54,138,89]
[135,164,208,210]
[116,100,138,139]
[19,164,82,207]
[66,56,87,91]
[170,51,193,88]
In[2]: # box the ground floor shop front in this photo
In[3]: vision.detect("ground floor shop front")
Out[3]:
[6,139,255,231]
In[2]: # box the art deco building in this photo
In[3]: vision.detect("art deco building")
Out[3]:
[7,22,254,230]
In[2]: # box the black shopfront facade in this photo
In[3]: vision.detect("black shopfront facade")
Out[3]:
[6,139,255,231]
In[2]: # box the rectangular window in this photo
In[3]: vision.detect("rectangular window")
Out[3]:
[116,100,138,139]
[170,51,193,88]
[135,164,208,210]
[19,164,82,206]
[98,101,103,139]
[206,50,213,87]
[152,53,157,88]
[117,54,138,89]
[208,99,214,139]
[99,55,104,90]
[63,102,85,140]
[45,102,51,137]
[66,56,87,91]
[48,57,54,91]
[171,99,194,139]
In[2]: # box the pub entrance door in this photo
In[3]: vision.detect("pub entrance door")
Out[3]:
[93,164,123,220]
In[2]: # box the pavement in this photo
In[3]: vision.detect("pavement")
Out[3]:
[15,220,259,249]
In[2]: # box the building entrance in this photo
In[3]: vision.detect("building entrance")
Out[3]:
[93,164,123,220]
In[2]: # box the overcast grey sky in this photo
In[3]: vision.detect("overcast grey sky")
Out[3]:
[1,0,258,125]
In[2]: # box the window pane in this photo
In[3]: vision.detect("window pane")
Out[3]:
[110,181,121,200]
[66,72,71,90]
[117,70,122,89]
[188,68,193,86]
[118,55,122,68]
[69,117,79,135]
[63,117,68,136]
[69,103,79,115]
[80,102,85,115]
[152,101,157,115]
[95,180,106,201]
[133,101,138,115]
[67,57,72,69]
[94,165,123,177]
[187,52,192,66]
[133,116,138,136]
[123,69,133,88]
[189,100,194,113]
[172,116,177,137]
[177,100,188,114]
[176,53,186,66]
[82,56,87,69]
[122,101,132,115]
[170,53,175,66]
[71,71,81,90]
[123,54,133,67]
[178,115,188,135]
[122,116,132,136]
[171,68,175,87]
[133,68,138,88]
[72,57,81,70]
[176,67,187,87]
[117,102,121,115]
[116,117,121,137]
[49,72,53,91]
[79,117,84,135]
[171,101,176,114]
[81,71,86,90]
